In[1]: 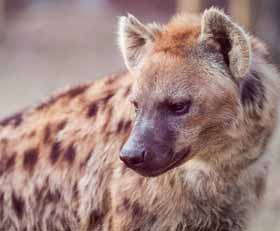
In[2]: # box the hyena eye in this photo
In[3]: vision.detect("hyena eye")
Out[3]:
[168,100,192,116]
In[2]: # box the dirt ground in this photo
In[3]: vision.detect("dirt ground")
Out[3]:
[0,2,279,230]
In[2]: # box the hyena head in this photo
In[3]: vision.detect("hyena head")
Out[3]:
[118,8,253,177]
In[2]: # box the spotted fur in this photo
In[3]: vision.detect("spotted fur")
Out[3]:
[0,8,279,231]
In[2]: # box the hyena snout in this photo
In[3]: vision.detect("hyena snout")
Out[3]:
[120,120,175,177]
[120,134,172,177]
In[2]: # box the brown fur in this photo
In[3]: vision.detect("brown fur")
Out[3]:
[0,8,279,231]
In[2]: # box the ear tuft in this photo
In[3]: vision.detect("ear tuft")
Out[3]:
[118,14,157,73]
[200,7,251,79]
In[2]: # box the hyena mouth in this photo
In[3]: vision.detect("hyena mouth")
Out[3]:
[132,146,192,177]
[163,146,192,172]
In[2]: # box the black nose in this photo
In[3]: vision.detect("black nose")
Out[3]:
[120,146,145,166]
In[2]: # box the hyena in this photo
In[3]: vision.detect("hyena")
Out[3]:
[0,7,279,231]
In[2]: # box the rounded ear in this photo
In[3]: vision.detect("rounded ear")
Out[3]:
[117,14,160,73]
[200,8,251,79]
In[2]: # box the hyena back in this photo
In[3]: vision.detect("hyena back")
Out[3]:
[0,8,279,231]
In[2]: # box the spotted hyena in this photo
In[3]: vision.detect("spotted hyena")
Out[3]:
[0,7,279,231]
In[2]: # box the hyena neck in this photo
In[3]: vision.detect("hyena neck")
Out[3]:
[178,147,269,212]
[187,138,270,183]
[199,117,273,180]
[181,131,271,191]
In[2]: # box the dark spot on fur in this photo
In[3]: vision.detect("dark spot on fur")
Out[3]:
[64,143,76,164]
[176,223,183,231]
[36,85,89,110]
[88,209,105,230]
[104,121,114,145]
[50,141,61,164]
[0,192,4,203]
[61,217,72,230]
[101,91,115,105]
[29,131,36,138]
[102,107,113,132]
[124,86,131,97]
[105,75,119,85]
[88,189,111,229]
[46,189,61,203]
[6,153,16,171]
[36,98,55,110]
[87,102,98,117]
[0,138,8,146]
[57,120,67,131]
[132,202,143,217]
[123,120,132,132]
[123,198,130,210]
[0,192,3,220]
[116,120,124,133]
[46,213,57,230]
[12,192,25,219]
[241,71,265,118]
[73,182,79,199]
[169,178,175,188]
[0,111,23,127]
[0,153,17,175]
[23,148,38,172]
[149,214,158,226]
[67,85,89,98]
[0,162,6,176]
[152,196,158,205]
[255,177,265,199]
[43,124,51,144]
[80,150,93,169]
[116,120,132,134]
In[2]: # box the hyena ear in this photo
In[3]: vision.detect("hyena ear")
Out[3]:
[118,14,159,73]
[200,8,251,79]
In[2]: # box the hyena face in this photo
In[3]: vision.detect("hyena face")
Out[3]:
[119,9,251,176]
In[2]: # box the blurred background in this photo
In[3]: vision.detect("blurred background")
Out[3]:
[0,0,279,230]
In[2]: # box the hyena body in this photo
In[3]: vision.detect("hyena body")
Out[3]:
[0,8,279,231]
